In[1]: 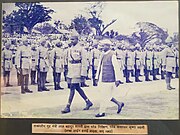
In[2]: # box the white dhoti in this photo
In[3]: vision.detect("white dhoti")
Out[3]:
[98,82,115,113]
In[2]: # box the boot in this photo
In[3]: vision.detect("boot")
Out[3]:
[25,88,33,93]
[83,100,93,110]
[57,83,64,90]
[111,98,124,114]
[61,105,70,114]
[126,79,133,83]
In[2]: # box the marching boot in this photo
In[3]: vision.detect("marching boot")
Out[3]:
[61,105,71,114]
[83,99,93,110]
[95,113,105,117]
[111,98,124,114]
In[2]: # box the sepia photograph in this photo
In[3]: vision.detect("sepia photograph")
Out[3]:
[1,1,179,119]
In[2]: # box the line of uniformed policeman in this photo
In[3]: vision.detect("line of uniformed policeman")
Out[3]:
[1,34,179,94]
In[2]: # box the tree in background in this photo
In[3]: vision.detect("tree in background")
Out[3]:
[86,2,117,36]
[133,22,168,48]
[3,2,54,34]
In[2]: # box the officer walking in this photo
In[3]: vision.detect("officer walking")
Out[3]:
[61,30,93,114]
[1,41,13,87]
[95,39,124,117]
[51,41,64,90]
[16,38,33,94]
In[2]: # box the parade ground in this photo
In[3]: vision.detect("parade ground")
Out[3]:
[1,67,179,119]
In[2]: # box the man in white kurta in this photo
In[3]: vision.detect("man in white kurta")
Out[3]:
[95,39,124,117]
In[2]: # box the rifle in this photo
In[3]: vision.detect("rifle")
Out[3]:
[144,52,148,75]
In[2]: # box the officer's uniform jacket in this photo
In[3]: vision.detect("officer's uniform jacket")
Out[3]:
[134,50,143,69]
[175,50,179,67]
[152,51,159,69]
[37,46,49,72]
[125,50,135,70]
[31,49,38,71]
[51,47,64,73]
[115,49,125,70]
[16,45,32,70]
[1,48,13,71]
[144,50,153,70]
[161,47,176,72]
[90,48,101,70]
[67,43,87,83]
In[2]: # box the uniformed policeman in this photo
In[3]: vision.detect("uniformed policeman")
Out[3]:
[51,41,64,90]
[115,44,125,84]
[144,45,153,81]
[1,41,13,87]
[152,45,159,80]
[134,43,143,82]
[31,45,38,85]
[91,40,102,86]
[61,30,93,114]
[37,40,50,92]
[16,38,33,94]
[175,45,179,78]
[63,44,69,82]
[125,45,135,83]
[161,40,176,90]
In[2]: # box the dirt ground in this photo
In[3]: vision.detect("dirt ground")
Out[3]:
[0,67,179,119]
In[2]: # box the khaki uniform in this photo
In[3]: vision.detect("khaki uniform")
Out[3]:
[2,48,13,72]
[162,47,176,73]
[67,44,87,83]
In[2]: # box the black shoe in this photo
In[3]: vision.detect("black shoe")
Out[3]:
[135,79,142,82]
[145,79,152,81]
[57,86,64,90]
[95,113,105,117]
[21,90,26,94]
[45,81,50,83]
[126,80,133,83]
[61,106,70,114]
[25,89,33,93]
[119,81,124,84]
[153,77,159,80]
[6,84,13,87]
[84,101,93,110]
[170,86,176,90]
[117,102,124,114]
[43,87,50,91]
[81,84,89,87]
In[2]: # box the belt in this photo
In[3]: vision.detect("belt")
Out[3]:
[4,58,11,60]
[22,56,29,58]
[117,58,122,60]
[146,58,150,60]
[166,56,174,58]
[55,56,62,59]
[69,60,81,64]
[40,57,47,59]
[94,57,98,59]
[135,58,140,60]
[32,59,36,61]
